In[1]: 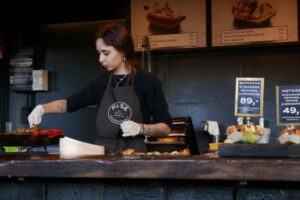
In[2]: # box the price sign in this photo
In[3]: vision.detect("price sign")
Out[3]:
[235,78,264,117]
[276,85,300,126]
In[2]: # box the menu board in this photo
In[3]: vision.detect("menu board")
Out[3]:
[276,85,300,126]
[130,0,206,51]
[211,0,298,47]
[235,78,264,117]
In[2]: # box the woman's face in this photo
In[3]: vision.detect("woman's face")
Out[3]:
[96,38,125,73]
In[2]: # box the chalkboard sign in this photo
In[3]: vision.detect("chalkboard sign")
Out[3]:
[235,78,264,117]
[276,85,300,126]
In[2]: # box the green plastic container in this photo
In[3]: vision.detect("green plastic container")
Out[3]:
[3,146,19,152]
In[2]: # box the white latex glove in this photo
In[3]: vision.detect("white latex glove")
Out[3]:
[121,120,141,137]
[28,105,45,127]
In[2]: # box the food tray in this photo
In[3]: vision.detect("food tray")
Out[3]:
[0,133,63,147]
[146,141,186,153]
[145,141,185,145]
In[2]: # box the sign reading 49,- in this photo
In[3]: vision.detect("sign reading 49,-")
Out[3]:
[276,85,300,126]
[235,77,265,117]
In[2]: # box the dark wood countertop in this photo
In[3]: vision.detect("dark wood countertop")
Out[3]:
[0,153,299,181]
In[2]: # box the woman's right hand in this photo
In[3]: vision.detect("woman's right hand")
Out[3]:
[28,105,45,127]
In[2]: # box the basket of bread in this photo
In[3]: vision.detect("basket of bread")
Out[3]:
[226,124,265,144]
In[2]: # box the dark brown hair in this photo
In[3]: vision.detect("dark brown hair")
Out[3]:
[95,23,138,70]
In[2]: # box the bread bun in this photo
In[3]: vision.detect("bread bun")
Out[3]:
[296,129,300,136]
[11,125,41,134]
[280,128,288,136]
[121,148,135,155]
[236,125,245,132]
[157,137,184,143]
[280,127,300,136]
[227,125,238,134]
[242,124,254,132]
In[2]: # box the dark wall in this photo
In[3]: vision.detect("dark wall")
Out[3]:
[0,0,129,26]
[165,46,300,146]
[7,21,100,142]
[0,59,9,132]
[8,20,300,149]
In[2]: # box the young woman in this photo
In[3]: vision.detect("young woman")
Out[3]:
[28,23,172,154]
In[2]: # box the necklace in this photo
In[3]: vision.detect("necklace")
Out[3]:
[112,74,128,88]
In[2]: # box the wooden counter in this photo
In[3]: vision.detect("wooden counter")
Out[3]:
[0,153,299,182]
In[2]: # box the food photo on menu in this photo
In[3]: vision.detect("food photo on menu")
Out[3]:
[211,0,298,47]
[143,1,186,34]
[131,0,206,50]
[231,0,278,27]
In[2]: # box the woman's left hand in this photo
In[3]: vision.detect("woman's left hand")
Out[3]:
[120,120,141,137]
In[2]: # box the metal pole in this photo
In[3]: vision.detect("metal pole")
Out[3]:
[141,36,152,72]
[147,44,151,72]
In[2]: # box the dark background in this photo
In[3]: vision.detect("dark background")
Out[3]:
[1,0,300,150]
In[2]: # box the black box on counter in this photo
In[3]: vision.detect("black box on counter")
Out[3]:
[288,144,300,158]
[219,144,288,158]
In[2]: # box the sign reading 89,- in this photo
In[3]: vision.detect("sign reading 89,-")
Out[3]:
[235,78,265,117]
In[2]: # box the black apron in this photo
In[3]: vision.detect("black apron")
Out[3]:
[95,74,146,154]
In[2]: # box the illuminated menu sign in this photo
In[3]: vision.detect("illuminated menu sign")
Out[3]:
[235,78,264,117]
[276,85,300,125]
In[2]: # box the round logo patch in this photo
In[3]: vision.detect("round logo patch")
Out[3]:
[107,102,132,124]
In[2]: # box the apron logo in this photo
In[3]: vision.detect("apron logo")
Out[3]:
[108,102,132,124]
